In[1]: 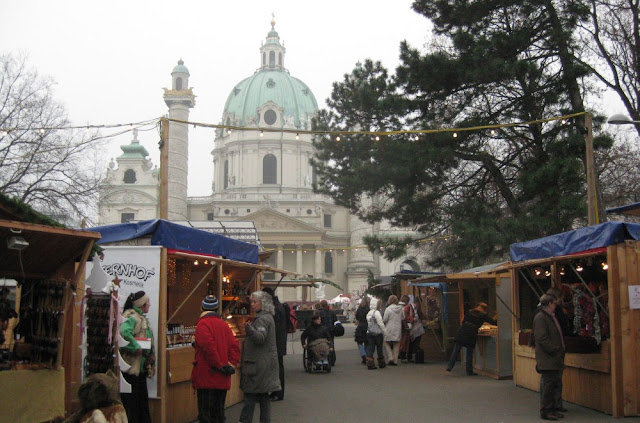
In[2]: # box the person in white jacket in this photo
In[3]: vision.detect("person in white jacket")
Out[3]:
[383,295,404,365]
[365,297,387,370]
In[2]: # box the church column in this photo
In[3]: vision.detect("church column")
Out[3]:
[296,245,303,302]
[276,247,284,270]
[315,247,322,279]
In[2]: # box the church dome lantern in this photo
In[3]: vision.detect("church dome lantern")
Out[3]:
[221,17,318,131]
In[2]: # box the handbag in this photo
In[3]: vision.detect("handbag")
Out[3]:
[368,314,382,335]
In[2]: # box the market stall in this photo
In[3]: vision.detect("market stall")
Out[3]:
[509,222,640,417]
[86,219,294,423]
[408,263,512,378]
[0,216,100,423]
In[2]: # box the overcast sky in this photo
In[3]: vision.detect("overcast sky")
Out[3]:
[0,0,432,196]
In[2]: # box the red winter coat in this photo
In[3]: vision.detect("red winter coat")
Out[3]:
[191,312,241,390]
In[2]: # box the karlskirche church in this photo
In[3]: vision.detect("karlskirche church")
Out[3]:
[98,19,423,301]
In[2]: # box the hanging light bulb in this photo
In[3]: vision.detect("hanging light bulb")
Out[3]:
[227,128,232,134]
[535,268,541,276]
[260,131,264,137]
[296,133,300,140]
[490,130,496,136]
[601,262,608,270]
[336,135,341,141]
[375,135,380,141]
[544,270,551,277]
[576,265,584,272]
[194,260,199,265]
[453,132,458,138]
[414,135,419,141]
[560,267,565,275]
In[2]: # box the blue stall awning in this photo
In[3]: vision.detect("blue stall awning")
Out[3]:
[86,219,259,264]
[510,221,640,262]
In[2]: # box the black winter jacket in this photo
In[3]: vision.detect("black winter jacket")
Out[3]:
[454,309,497,347]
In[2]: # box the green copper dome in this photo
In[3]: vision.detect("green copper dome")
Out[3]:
[223,70,318,128]
[221,20,318,129]
[118,130,149,159]
[172,59,189,75]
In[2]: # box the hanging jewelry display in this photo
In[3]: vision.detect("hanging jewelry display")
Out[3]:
[83,293,117,376]
[13,279,68,368]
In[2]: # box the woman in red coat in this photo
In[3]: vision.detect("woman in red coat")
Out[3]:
[191,295,241,423]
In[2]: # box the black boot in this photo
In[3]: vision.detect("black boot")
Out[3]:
[378,357,386,369]
[361,356,366,364]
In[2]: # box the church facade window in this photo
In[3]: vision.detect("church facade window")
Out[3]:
[121,212,135,223]
[324,214,332,228]
[269,51,275,66]
[264,109,277,125]
[278,52,282,66]
[207,212,214,221]
[324,251,333,274]
[224,160,229,189]
[176,77,183,90]
[263,154,277,184]
[123,169,137,184]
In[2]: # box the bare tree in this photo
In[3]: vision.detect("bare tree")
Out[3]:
[0,52,107,225]
[579,0,640,136]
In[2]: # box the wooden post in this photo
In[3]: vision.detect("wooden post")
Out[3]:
[585,113,598,225]
[159,118,169,220]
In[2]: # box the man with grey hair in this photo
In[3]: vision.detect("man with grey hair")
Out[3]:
[534,293,566,420]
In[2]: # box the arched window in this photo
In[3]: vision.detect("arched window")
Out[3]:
[176,77,183,90]
[324,251,333,274]
[263,154,277,184]
[262,52,266,65]
[269,51,275,67]
[224,160,229,189]
[278,52,282,66]
[123,169,136,184]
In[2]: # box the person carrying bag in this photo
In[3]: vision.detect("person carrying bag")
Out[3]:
[365,298,386,370]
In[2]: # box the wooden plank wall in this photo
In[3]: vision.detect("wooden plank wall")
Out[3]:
[610,242,640,417]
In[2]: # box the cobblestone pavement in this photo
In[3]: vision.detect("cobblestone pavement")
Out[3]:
[224,323,639,423]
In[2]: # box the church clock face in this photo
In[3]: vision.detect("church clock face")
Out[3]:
[264,109,277,125]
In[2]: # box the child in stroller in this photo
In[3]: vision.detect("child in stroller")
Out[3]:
[301,312,332,372]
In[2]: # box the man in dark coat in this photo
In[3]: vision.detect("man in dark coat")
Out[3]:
[446,302,497,375]
[263,287,287,401]
[534,294,566,421]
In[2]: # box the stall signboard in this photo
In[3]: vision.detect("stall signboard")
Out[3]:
[629,285,640,310]
[85,246,161,398]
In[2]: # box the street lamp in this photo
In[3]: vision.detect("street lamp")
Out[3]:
[607,114,640,125]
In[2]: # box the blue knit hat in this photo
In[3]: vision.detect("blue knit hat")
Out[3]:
[202,295,219,311]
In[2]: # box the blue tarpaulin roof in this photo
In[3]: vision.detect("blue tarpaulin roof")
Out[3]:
[510,221,640,262]
[87,219,259,264]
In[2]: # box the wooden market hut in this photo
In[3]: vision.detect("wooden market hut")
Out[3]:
[0,196,100,423]
[509,221,640,417]
[87,219,295,423]
[410,262,513,378]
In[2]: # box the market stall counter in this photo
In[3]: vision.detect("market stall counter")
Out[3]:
[86,219,296,423]
[509,222,640,417]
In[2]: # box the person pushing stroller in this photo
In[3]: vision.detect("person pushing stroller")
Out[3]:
[301,312,332,371]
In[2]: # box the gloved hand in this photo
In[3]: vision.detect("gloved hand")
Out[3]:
[219,365,236,375]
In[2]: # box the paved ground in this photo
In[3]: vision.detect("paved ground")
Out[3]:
[224,324,639,422]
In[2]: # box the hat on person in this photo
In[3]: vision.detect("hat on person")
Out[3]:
[202,295,219,311]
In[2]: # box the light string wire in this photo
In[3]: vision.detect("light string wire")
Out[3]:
[1,112,586,139]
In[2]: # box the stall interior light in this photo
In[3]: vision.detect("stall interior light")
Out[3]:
[193,260,199,265]
[560,267,565,275]
[576,265,584,272]
[226,314,233,319]
[535,268,542,276]
[544,270,551,277]
[601,262,608,270]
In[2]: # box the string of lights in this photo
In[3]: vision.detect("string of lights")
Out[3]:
[0,112,587,140]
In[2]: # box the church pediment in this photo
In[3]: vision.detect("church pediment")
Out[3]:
[243,209,322,233]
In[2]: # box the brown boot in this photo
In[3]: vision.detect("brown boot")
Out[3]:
[366,357,377,370]
[378,357,386,369]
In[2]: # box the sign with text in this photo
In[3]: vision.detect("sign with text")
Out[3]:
[629,285,640,310]
[85,246,161,398]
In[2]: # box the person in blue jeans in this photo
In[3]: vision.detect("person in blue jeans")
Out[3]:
[447,302,496,375]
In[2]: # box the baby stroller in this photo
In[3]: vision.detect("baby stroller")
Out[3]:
[303,338,332,373]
